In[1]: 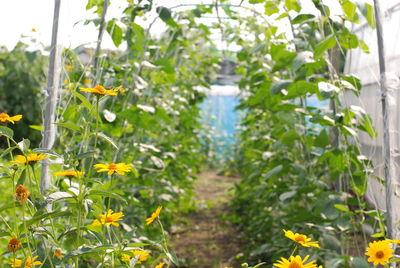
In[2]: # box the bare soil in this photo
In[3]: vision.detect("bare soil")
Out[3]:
[170,171,242,268]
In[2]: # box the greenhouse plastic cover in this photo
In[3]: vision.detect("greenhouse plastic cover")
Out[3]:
[344,1,400,232]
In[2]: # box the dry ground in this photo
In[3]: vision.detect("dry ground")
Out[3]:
[171,171,242,268]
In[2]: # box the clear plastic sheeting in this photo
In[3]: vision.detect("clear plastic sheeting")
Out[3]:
[344,0,400,234]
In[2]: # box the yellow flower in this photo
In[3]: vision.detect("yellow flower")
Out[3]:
[84,78,92,85]
[80,85,118,96]
[365,240,393,265]
[54,170,85,178]
[283,230,319,248]
[274,255,318,268]
[0,113,22,124]
[155,263,166,268]
[53,248,63,259]
[31,28,37,32]
[65,65,73,72]
[8,237,21,253]
[15,185,29,203]
[91,209,124,227]
[24,256,42,268]
[121,250,149,264]
[94,163,132,175]
[8,258,22,267]
[11,153,49,164]
[146,206,162,225]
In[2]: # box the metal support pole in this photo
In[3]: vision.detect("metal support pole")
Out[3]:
[41,0,61,194]
[373,0,397,240]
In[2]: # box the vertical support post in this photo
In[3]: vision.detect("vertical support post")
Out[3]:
[93,0,109,83]
[373,0,397,240]
[41,0,61,194]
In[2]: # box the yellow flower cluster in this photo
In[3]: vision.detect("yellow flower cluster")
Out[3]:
[8,256,42,268]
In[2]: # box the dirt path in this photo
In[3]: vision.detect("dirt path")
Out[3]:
[171,171,242,268]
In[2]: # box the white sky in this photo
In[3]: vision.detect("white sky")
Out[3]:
[0,0,348,52]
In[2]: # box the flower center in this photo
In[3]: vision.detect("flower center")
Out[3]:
[108,164,117,170]
[376,251,385,259]
[0,113,8,120]
[295,235,306,243]
[288,261,301,268]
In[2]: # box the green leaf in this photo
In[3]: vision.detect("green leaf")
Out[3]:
[95,132,119,150]
[285,0,301,12]
[72,89,94,114]
[54,122,82,133]
[24,210,72,227]
[33,148,61,158]
[292,51,315,71]
[130,23,145,54]
[352,257,370,268]
[292,14,315,24]
[280,191,296,201]
[74,151,95,160]
[107,19,123,47]
[314,129,330,148]
[88,190,127,204]
[341,0,357,22]
[314,35,336,58]
[156,7,178,27]
[334,204,350,212]
[0,126,14,138]
[318,82,340,99]
[264,165,283,180]
[29,125,43,131]
[362,3,376,29]
[264,1,279,16]
[371,233,384,238]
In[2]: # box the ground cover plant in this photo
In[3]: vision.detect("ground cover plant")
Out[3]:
[0,0,397,268]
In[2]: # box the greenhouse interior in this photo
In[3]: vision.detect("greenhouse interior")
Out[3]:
[1,0,399,267]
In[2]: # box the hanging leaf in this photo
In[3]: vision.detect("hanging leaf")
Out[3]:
[106,19,123,47]
[341,0,358,22]
[156,7,178,27]
[95,132,119,150]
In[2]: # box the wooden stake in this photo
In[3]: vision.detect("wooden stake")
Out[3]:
[41,0,61,194]
[373,0,397,240]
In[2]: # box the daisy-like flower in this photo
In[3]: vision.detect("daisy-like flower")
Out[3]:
[94,163,132,175]
[80,85,118,96]
[365,240,394,265]
[15,185,29,203]
[54,170,85,178]
[0,113,22,124]
[24,256,42,268]
[146,206,162,225]
[274,255,318,268]
[91,209,124,227]
[8,237,21,253]
[155,263,166,268]
[283,230,320,248]
[121,250,149,264]
[11,153,49,165]
[53,248,63,259]
[8,258,22,267]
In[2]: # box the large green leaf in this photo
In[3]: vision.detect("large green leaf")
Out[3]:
[314,35,336,58]
[107,19,123,47]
